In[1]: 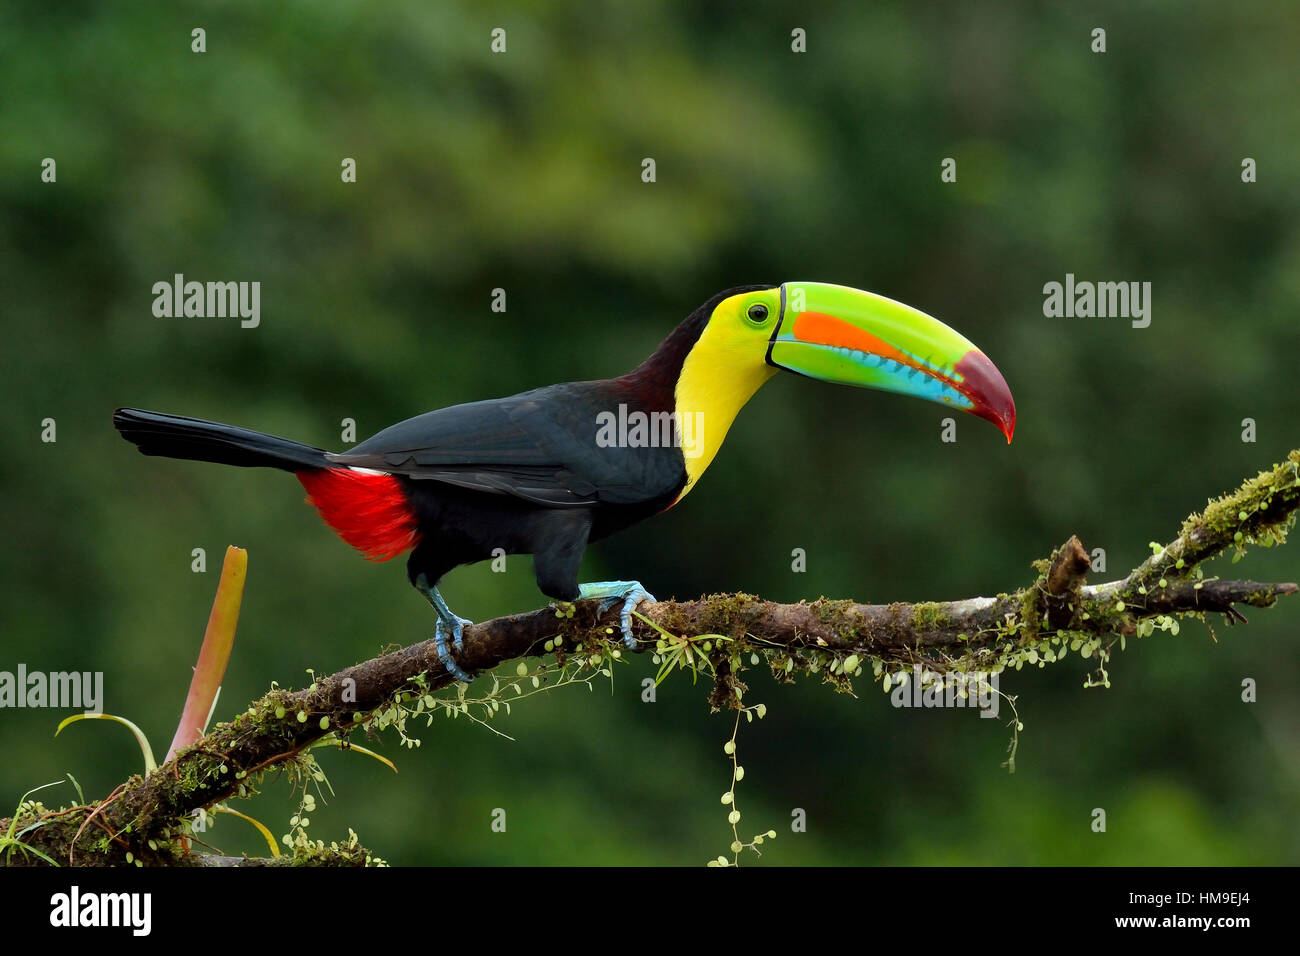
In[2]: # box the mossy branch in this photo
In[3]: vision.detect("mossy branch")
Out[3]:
[4,450,1298,866]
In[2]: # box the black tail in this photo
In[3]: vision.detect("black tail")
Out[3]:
[113,408,330,472]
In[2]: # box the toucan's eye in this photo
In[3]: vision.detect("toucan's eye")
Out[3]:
[747,303,769,323]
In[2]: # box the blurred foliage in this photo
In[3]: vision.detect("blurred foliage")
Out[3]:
[1,0,1298,865]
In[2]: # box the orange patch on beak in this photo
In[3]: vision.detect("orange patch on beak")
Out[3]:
[791,312,957,386]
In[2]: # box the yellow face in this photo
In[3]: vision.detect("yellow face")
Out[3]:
[672,288,783,500]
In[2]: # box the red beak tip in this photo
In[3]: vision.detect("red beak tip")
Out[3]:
[954,350,1016,446]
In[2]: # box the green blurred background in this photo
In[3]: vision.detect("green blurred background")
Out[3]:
[2,0,1298,865]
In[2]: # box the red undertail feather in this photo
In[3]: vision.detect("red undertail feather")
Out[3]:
[296,468,418,561]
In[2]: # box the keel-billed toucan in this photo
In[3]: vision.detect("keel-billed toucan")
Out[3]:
[115,282,1015,680]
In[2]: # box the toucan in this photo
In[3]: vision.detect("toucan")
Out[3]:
[115,282,1015,680]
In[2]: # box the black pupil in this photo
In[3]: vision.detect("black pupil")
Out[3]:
[748,303,768,322]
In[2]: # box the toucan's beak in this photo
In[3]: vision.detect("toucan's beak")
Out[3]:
[766,282,1016,442]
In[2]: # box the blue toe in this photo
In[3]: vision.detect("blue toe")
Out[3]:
[450,615,473,652]
[578,580,655,649]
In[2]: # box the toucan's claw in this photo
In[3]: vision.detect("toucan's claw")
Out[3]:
[434,614,473,682]
[578,580,656,649]
[416,575,474,682]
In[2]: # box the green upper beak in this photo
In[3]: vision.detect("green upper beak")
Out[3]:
[765,282,1016,442]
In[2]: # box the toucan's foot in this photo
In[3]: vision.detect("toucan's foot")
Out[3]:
[415,575,474,682]
[433,613,474,682]
[577,580,656,649]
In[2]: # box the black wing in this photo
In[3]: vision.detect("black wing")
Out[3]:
[327,382,686,509]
